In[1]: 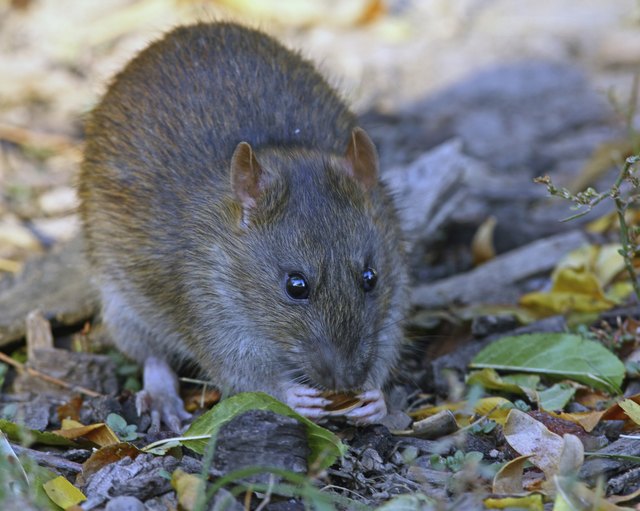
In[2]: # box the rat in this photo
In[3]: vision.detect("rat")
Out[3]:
[78,22,408,431]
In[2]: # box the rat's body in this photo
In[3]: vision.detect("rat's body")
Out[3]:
[79,22,407,428]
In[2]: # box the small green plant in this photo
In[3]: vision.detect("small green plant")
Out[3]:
[430,450,483,472]
[106,413,139,441]
[535,156,640,302]
[469,419,497,435]
[535,77,640,303]
[499,399,531,412]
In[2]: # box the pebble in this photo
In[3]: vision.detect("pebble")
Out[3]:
[105,496,145,511]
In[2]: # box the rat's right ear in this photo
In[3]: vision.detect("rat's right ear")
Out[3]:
[230,141,263,225]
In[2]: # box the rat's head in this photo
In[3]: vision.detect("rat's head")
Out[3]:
[222,128,407,393]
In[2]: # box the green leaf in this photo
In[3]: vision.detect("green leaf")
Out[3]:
[182,392,346,470]
[0,420,78,447]
[470,333,624,394]
[467,368,539,400]
[537,383,576,411]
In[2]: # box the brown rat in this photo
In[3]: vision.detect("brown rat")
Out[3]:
[78,22,407,430]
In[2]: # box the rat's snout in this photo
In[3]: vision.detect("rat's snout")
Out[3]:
[309,340,369,391]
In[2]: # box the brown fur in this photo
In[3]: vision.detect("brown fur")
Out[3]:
[78,22,408,401]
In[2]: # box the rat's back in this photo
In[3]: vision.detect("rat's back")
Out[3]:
[84,22,356,186]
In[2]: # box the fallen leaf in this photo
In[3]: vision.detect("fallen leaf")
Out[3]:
[521,266,615,314]
[43,476,86,509]
[181,392,345,470]
[467,368,538,399]
[53,419,120,447]
[410,396,512,425]
[618,399,640,425]
[471,215,497,266]
[491,454,533,495]
[171,469,204,511]
[80,442,142,483]
[0,419,78,447]
[57,395,83,422]
[557,434,584,476]
[520,243,635,318]
[484,494,544,510]
[537,384,576,412]
[504,409,566,480]
[556,410,606,433]
[471,333,625,393]
[601,394,640,422]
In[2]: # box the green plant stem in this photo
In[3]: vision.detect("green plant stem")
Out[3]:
[614,158,640,302]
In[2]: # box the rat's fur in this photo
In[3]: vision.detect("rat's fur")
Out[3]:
[79,22,408,402]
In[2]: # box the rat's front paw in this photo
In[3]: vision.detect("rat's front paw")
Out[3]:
[136,356,191,433]
[284,385,331,420]
[344,389,387,425]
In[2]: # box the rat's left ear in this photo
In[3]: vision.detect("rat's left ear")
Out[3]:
[345,127,379,190]
[230,141,264,226]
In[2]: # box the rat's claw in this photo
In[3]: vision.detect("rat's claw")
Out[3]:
[345,389,387,425]
[285,384,330,420]
[136,356,191,433]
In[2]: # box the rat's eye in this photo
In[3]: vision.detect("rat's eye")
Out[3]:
[362,267,378,292]
[285,273,310,300]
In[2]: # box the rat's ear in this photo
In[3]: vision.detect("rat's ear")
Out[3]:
[345,127,379,190]
[230,141,263,224]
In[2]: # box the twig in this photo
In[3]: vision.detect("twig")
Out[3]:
[10,443,83,473]
[0,351,101,398]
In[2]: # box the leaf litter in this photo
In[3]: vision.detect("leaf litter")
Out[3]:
[2,1,640,510]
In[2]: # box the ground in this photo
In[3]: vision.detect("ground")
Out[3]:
[1,1,640,510]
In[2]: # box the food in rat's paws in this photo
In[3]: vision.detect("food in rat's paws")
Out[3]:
[321,392,364,415]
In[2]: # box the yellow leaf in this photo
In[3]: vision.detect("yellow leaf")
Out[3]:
[54,421,120,447]
[61,418,83,429]
[411,397,512,425]
[43,476,86,509]
[521,267,614,314]
[606,281,634,303]
[618,399,640,425]
[467,369,538,401]
[594,244,626,287]
[471,216,497,266]
[485,494,543,510]
[556,410,605,433]
[521,244,632,317]
[172,469,204,511]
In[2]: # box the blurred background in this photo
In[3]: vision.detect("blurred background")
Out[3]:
[0,0,639,273]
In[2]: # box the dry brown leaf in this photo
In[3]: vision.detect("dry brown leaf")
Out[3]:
[53,418,120,447]
[503,409,584,490]
[57,395,83,422]
[491,454,533,495]
[79,442,142,484]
